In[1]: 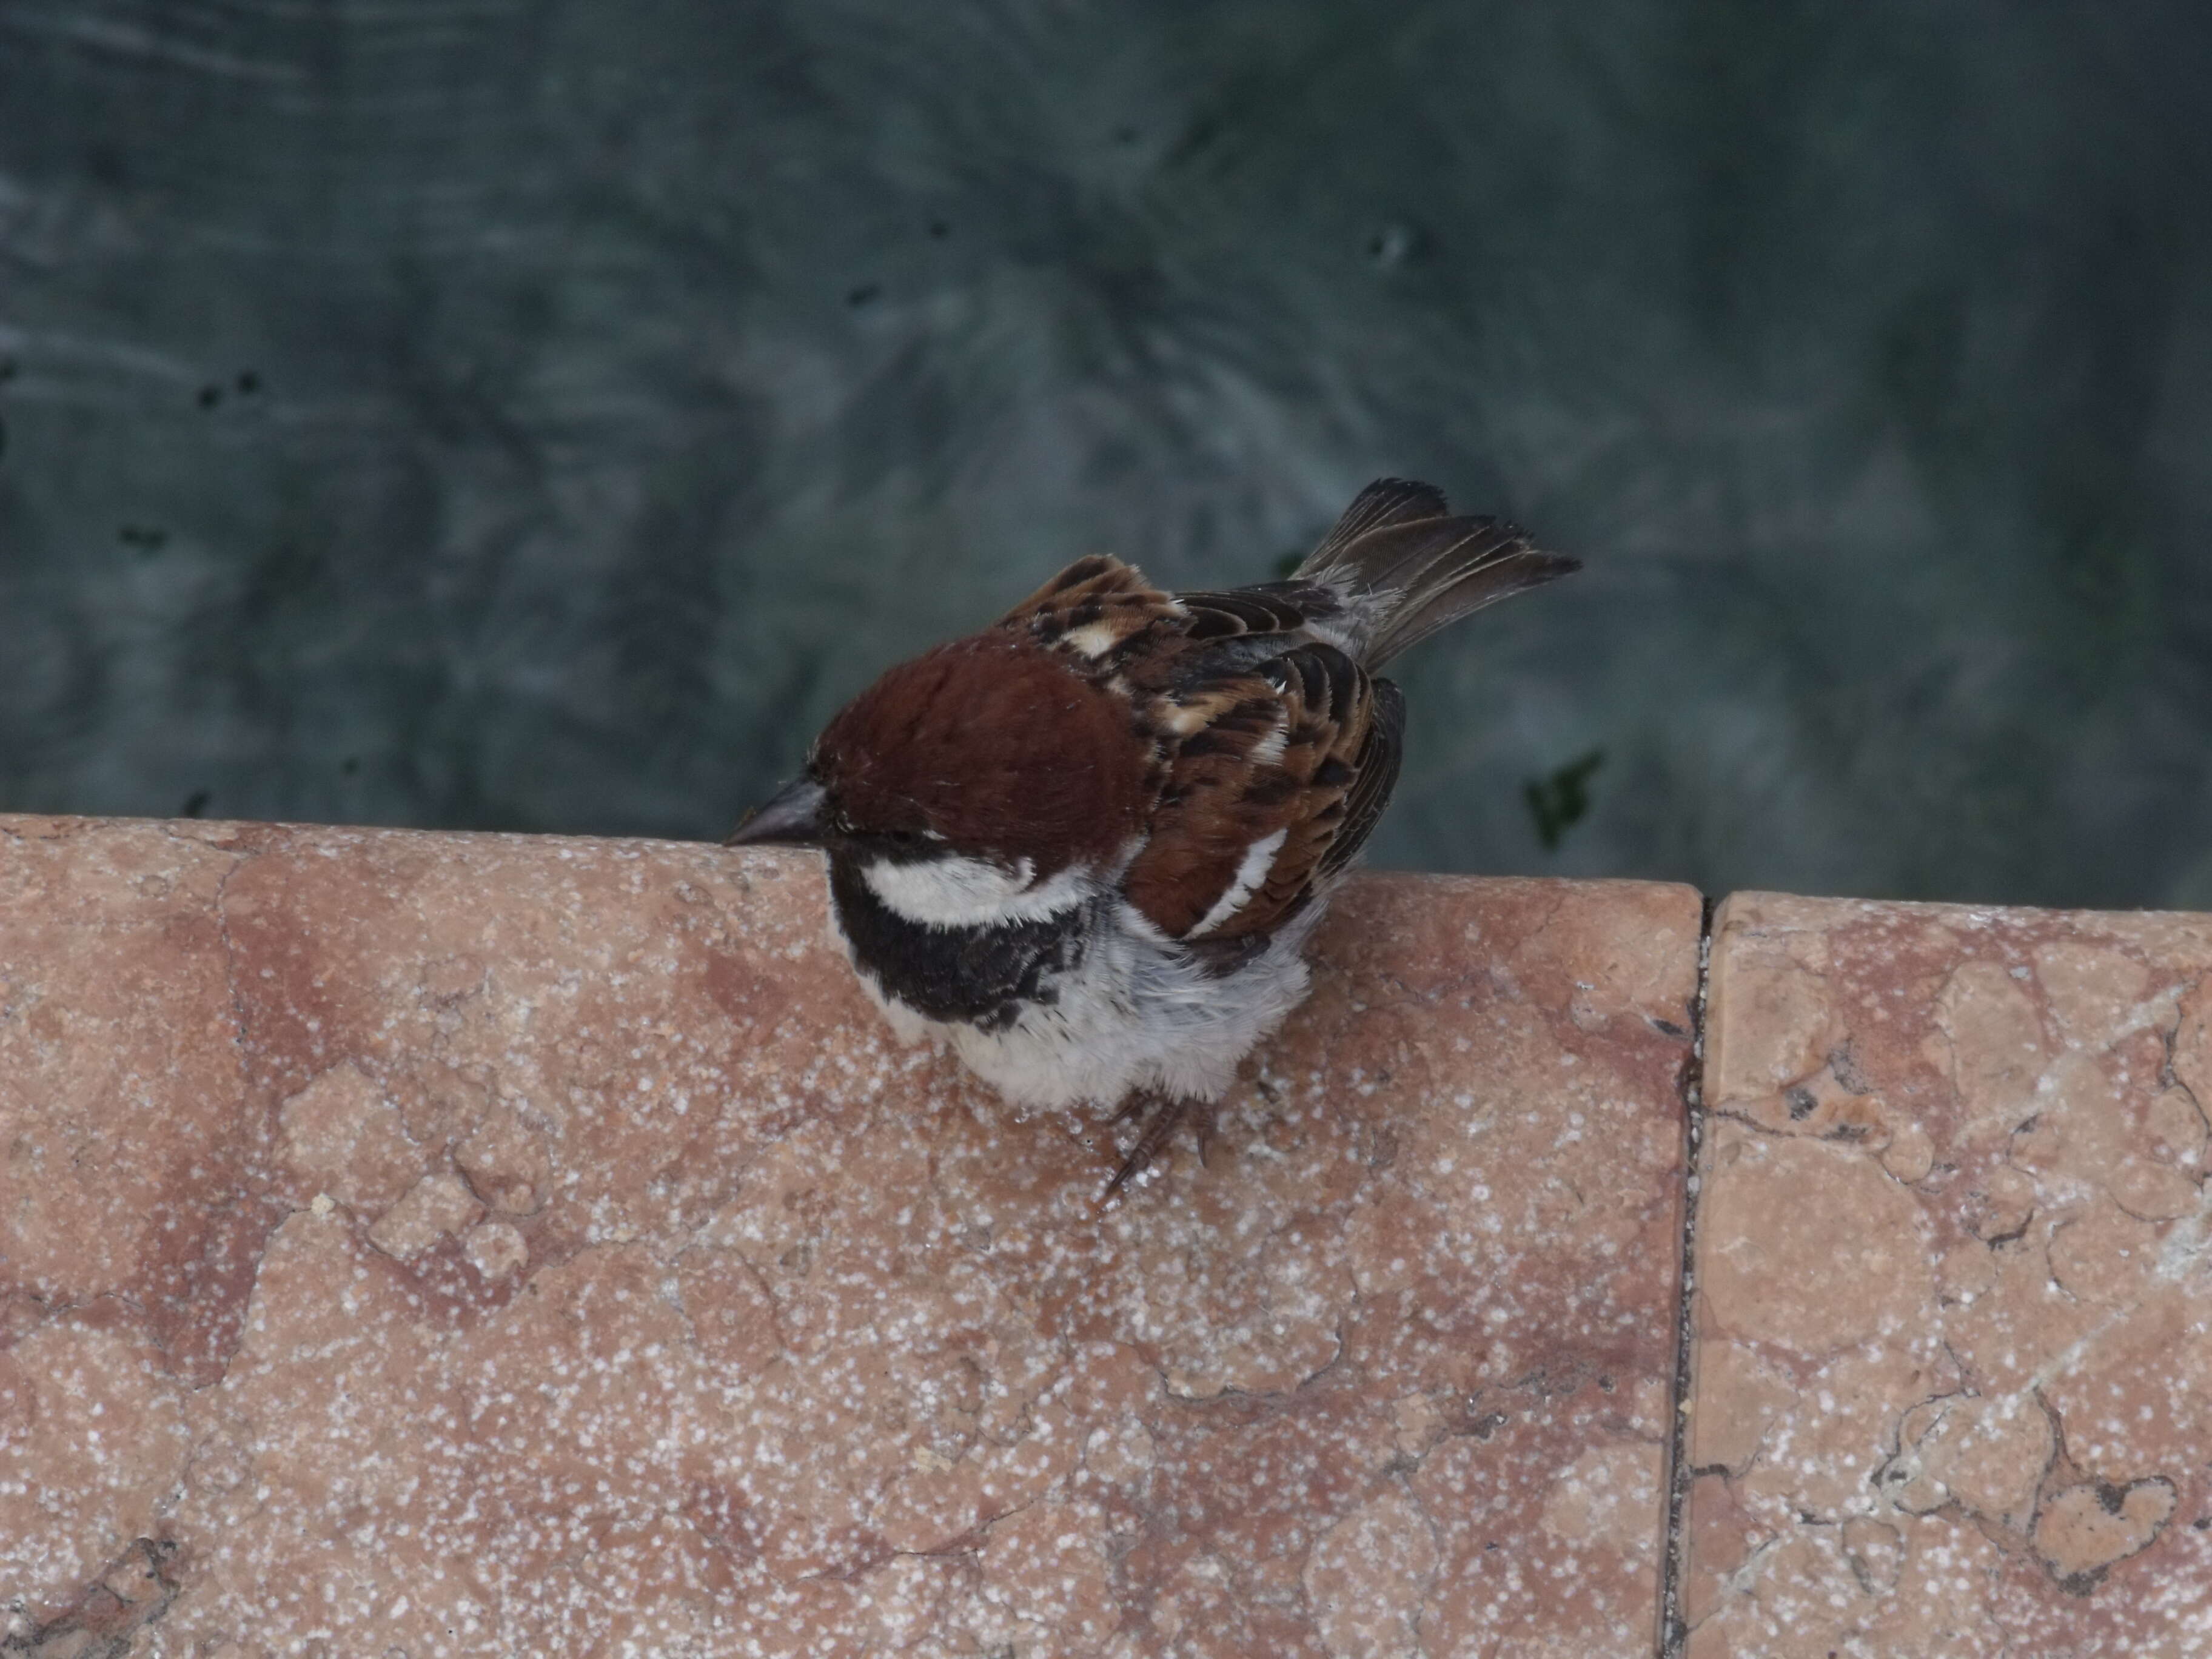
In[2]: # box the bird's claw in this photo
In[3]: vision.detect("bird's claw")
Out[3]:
[1097,1094,1198,1205]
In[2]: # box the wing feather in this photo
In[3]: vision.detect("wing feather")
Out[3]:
[995,554,1181,659]
[996,551,1410,952]
[1121,638,1397,945]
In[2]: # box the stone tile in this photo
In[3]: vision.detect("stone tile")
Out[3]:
[0,815,1698,1655]
[1686,892,2212,1658]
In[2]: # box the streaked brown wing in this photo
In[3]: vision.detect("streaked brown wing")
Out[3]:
[1319,677,1404,879]
[1000,555,1353,675]
[1002,555,1404,945]
[994,554,1181,658]
[1168,583,1341,641]
[1121,638,1398,944]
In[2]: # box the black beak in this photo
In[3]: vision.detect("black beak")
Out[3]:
[724,777,831,848]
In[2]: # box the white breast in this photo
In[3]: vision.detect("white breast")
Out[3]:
[834,878,1335,1113]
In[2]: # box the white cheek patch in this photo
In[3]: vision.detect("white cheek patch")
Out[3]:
[863,853,1096,928]
[1184,827,1288,939]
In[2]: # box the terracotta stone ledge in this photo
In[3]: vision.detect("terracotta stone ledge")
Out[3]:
[0,816,1697,1657]
[1684,891,2212,1659]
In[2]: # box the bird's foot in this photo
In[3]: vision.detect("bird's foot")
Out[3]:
[1098,1094,1212,1206]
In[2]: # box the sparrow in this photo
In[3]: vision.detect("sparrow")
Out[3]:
[728,478,1577,1199]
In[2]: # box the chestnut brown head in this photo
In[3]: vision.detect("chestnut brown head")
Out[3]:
[729,631,1151,874]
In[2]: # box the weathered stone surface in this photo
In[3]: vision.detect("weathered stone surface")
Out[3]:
[0,815,1695,1654]
[1686,892,2212,1658]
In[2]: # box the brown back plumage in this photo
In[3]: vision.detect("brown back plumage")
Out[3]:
[986,478,1574,949]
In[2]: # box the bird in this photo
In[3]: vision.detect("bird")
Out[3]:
[726,478,1578,1200]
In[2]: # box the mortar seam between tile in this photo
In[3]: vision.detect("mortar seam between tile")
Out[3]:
[1657,891,1715,1659]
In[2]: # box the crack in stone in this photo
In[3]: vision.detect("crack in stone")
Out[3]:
[1708,1530,1781,1617]
[2160,1012,2206,1099]
[1396,1480,1447,1655]
[2155,1182,2212,1282]
[2027,1392,2180,1595]
[0,1537,183,1655]
[1860,1316,2185,1598]
[1657,891,1714,1659]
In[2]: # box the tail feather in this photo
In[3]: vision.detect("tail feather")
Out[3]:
[1307,478,1453,557]
[1297,478,1578,666]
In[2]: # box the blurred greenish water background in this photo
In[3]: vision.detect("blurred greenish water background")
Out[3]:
[2,1,2208,908]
